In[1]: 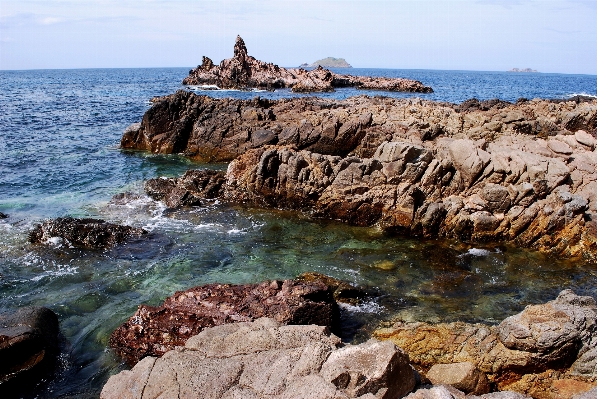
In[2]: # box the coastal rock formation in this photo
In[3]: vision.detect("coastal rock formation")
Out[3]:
[0,307,60,396]
[374,290,597,399]
[182,36,432,93]
[28,217,148,249]
[109,279,338,365]
[121,91,597,258]
[0,212,7,219]
[144,169,225,208]
[102,317,416,399]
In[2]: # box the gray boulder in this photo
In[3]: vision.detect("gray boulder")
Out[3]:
[101,318,416,399]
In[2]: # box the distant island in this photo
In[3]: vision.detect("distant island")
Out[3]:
[508,68,538,73]
[299,57,352,68]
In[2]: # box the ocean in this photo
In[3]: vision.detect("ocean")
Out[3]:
[1,67,596,397]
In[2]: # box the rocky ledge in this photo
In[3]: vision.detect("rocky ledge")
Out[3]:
[374,290,597,399]
[109,279,338,365]
[103,317,416,399]
[122,91,597,258]
[29,217,148,249]
[182,36,432,93]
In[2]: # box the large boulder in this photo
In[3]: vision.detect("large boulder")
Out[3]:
[102,318,416,399]
[109,279,339,365]
[28,217,147,249]
[0,307,60,396]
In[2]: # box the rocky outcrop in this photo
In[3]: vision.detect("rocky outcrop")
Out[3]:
[183,36,432,93]
[0,212,7,219]
[374,290,597,399]
[121,91,597,258]
[28,217,148,249]
[102,317,416,399]
[144,169,225,208]
[296,272,371,306]
[109,279,338,365]
[0,307,60,396]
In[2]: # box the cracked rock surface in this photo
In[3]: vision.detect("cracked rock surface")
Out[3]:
[101,318,416,399]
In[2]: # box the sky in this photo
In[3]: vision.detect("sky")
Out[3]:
[1,0,596,74]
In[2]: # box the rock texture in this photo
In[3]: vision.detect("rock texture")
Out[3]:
[183,36,432,93]
[102,317,416,399]
[374,290,597,399]
[28,217,148,249]
[109,279,338,365]
[0,307,60,396]
[144,169,225,208]
[121,91,597,258]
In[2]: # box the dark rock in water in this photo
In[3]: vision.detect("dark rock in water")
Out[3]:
[28,217,147,249]
[183,35,432,93]
[109,192,141,205]
[109,279,338,365]
[144,169,226,208]
[296,272,370,305]
[0,307,60,396]
[0,212,7,219]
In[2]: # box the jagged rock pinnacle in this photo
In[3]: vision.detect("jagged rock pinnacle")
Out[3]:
[234,35,248,58]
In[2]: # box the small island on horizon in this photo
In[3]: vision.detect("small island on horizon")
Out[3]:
[299,57,352,68]
[508,67,538,73]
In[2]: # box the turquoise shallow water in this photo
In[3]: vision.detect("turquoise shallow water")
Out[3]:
[1,68,596,397]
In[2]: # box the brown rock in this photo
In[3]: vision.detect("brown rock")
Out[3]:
[144,169,225,208]
[109,279,339,365]
[426,362,490,395]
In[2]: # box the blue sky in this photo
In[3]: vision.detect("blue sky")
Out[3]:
[1,0,596,74]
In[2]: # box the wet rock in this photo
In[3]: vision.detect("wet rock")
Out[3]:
[144,169,226,208]
[28,217,147,249]
[109,192,141,205]
[296,272,369,305]
[183,36,432,93]
[426,362,490,395]
[102,318,415,399]
[0,307,60,396]
[374,290,597,399]
[109,279,339,365]
[0,212,7,219]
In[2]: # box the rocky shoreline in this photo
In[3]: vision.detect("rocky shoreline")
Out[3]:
[122,91,597,259]
[182,36,432,93]
[101,288,597,398]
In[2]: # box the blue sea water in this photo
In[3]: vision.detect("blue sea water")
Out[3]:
[1,67,597,397]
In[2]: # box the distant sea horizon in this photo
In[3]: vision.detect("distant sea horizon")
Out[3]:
[2,66,597,78]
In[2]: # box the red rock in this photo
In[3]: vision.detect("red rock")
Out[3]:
[109,279,338,365]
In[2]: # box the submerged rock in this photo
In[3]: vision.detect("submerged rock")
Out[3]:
[109,279,339,365]
[374,290,597,399]
[296,272,371,305]
[0,212,7,219]
[0,307,60,396]
[183,35,432,93]
[102,317,416,399]
[28,217,148,249]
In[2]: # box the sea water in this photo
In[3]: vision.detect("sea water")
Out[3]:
[1,67,596,397]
